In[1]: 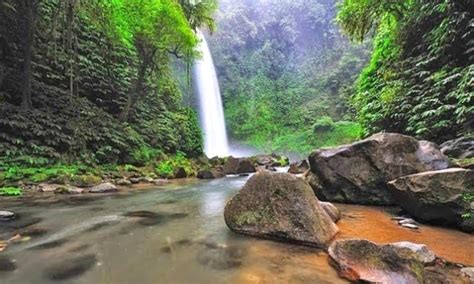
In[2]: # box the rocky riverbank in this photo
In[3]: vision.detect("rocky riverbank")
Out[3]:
[224,133,473,283]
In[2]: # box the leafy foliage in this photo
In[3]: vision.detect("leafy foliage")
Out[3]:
[0,187,22,196]
[0,0,211,166]
[339,0,474,142]
[209,0,369,154]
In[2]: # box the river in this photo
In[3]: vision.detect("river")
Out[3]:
[1,175,473,283]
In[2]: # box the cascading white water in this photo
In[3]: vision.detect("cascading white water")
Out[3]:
[193,30,230,157]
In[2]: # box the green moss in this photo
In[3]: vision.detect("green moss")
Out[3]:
[236,211,263,226]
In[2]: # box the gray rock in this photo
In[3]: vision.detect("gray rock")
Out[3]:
[288,160,309,174]
[129,178,141,184]
[89,182,117,193]
[388,242,436,265]
[328,239,424,283]
[153,179,170,186]
[461,267,474,282]
[224,171,339,247]
[441,136,474,159]
[389,168,474,232]
[38,183,63,193]
[306,133,449,205]
[320,202,341,223]
[54,186,84,195]
[0,211,15,220]
[115,179,132,186]
[401,223,420,230]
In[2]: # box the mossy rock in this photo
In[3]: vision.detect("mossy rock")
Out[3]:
[71,175,102,187]
[224,171,339,247]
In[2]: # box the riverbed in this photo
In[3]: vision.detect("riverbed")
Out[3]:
[1,176,473,283]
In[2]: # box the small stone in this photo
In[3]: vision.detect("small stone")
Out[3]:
[129,178,141,184]
[54,186,84,195]
[115,179,132,186]
[0,211,15,221]
[153,179,170,186]
[89,182,117,193]
[398,218,417,225]
[401,223,419,230]
[38,183,63,193]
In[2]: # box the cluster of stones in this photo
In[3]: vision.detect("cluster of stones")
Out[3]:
[223,133,473,283]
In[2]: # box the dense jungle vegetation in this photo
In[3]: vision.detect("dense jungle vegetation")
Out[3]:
[0,0,472,187]
[0,0,217,168]
[209,0,370,154]
[211,0,473,153]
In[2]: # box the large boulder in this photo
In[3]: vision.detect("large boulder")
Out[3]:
[329,239,425,283]
[388,168,474,232]
[224,171,339,247]
[440,136,474,159]
[224,157,256,175]
[306,133,450,205]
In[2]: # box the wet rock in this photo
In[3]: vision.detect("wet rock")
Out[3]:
[0,211,15,221]
[0,256,17,272]
[253,155,274,166]
[307,133,449,205]
[197,169,224,179]
[44,254,97,281]
[461,267,474,282]
[124,211,188,226]
[115,179,132,186]
[1,215,42,229]
[197,244,245,270]
[174,167,188,179]
[71,175,102,187]
[387,242,436,265]
[288,160,309,174]
[389,168,474,232]
[425,266,472,284]
[440,136,474,159]
[38,183,64,193]
[129,177,141,184]
[54,186,84,195]
[400,223,420,230]
[19,227,48,237]
[89,182,117,193]
[224,172,339,247]
[153,179,170,186]
[328,239,425,283]
[265,165,277,172]
[320,202,341,223]
[224,157,256,174]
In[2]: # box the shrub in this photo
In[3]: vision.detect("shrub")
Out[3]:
[313,116,335,133]
[0,187,22,196]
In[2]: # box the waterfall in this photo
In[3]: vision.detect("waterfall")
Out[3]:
[193,30,230,157]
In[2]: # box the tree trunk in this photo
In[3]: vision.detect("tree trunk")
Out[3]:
[21,0,37,110]
[120,60,148,122]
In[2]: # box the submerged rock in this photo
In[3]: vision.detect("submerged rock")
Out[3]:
[328,239,425,283]
[197,243,245,270]
[224,171,339,247]
[89,182,117,193]
[306,133,450,205]
[0,256,17,272]
[389,168,474,232]
[320,202,341,223]
[44,254,96,281]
